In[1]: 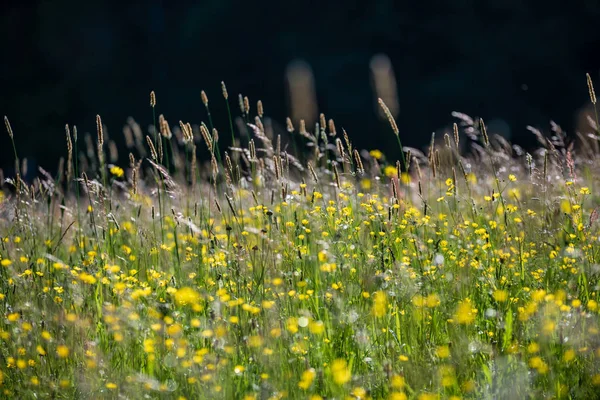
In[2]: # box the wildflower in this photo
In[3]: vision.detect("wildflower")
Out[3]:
[330,359,351,385]
[110,166,124,178]
[0,259,11,267]
[309,320,325,335]
[563,349,576,362]
[7,313,19,322]
[234,365,245,375]
[298,368,316,389]
[493,289,508,302]
[436,345,451,359]
[369,149,383,159]
[174,287,201,306]
[372,291,388,317]
[286,317,299,334]
[527,342,540,354]
[426,294,441,308]
[56,345,70,358]
[384,165,397,178]
[454,299,477,324]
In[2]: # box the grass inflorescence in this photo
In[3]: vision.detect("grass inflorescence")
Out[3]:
[1,78,600,399]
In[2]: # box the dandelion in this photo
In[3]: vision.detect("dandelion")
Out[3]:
[110,166,124,178]
[436,345,451,359]
[370,149,383,160]
[298,368,316,389]
[173,287,200,306]
[372,291,388,317]
[493,289,508,302]
[330,359,351,385]
[454,299,477,324]
[56,345,70,358]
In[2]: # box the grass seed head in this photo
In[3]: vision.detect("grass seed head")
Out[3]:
[150,90,156,108]
[146,135,158,160]
[257,100,264,118]
[587,73,597,105]
[221,81,228,100]
[4,116,13,139]
[378,98,399,136]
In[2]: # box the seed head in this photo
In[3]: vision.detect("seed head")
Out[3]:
[221,81,228,100]
[65,124,72,154]
[453,123,459,148]
[257,100,264,118]
[328,119,337,136]
[244,96,250,115]
[150,90,156,108]
[286,117,294,133]
[4,116,13,139]
[146,135,158,160]
[96,115,104,147]
[480,118,489,147]
[587,73,597,105]
[378,98,399,135]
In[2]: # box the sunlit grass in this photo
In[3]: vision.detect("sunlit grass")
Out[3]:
[1,84,600,399]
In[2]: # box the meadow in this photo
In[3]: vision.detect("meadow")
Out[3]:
[1,79,600,399]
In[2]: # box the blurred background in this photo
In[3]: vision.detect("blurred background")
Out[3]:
[2,1,600,176]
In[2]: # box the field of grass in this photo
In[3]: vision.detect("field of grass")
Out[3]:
[1,81,600,399]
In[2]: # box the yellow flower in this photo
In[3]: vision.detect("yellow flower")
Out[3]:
[426,294,441,308]
[369,149,383,160]
[0,259,12,267]
[454,299,477,324]
[372,291,388,317]
[56,345,70,358]
[436,345,451,359]
[560,199,571,214]
[508,174,517,182]
[330,359,351,385]
[298,368,316,389]
[390,375,405,389]
[527,342,539,354]
[110,166,124,178]
[309,320,325,335]
[493,289,508,302]
[234,365,245,375]
[286,317,298,334]
[173,287,200,306]
[384,165,397,178]
[400,172,411,185]
[563,349,576,362]
[7,313,19,322]
[361,179,372,190]
[106,382,117,390]
[389,392,407,400]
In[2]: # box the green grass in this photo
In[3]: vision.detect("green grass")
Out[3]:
[1,84,600,399]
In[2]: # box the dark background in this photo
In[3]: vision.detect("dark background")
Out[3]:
[2,1,600,176]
